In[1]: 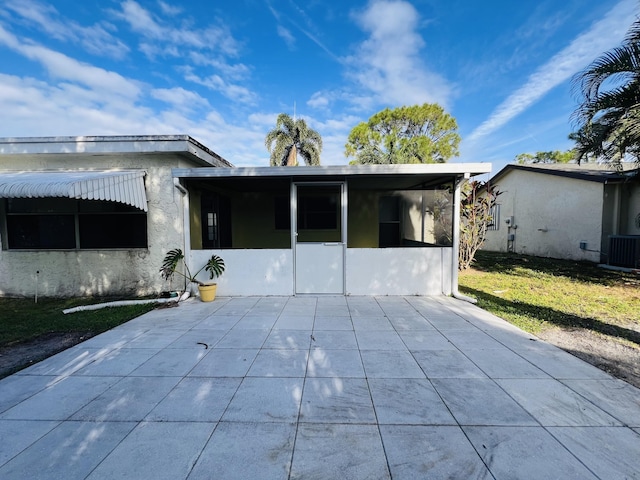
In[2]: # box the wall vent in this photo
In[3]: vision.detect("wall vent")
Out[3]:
[608,235,640,268]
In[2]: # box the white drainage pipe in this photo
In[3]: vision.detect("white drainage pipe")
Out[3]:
[63,291,191,314]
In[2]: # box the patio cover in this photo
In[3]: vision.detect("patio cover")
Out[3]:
[0,170,148,211]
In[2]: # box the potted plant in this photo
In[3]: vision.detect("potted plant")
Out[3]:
[160,248,225,302]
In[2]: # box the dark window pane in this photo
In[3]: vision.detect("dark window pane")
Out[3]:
[7,215,75,249]
[274,196,290,230]
[79,214,147,248]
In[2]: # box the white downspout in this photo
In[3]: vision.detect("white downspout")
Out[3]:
[451,174,477,304]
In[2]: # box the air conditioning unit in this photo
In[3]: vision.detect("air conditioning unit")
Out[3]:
[608,235,640,268]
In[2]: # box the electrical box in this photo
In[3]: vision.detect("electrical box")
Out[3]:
[505,216,514,226]
[579,241,587,250]
[507,233,515,241]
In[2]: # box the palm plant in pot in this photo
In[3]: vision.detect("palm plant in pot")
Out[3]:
[160,248,225,302]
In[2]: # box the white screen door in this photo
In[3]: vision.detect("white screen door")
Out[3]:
[294,183,346,294]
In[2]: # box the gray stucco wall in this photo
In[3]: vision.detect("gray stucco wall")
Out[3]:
[0,153,193,297]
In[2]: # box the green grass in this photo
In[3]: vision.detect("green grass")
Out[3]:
[0,297,156,347]
[459,251,640,345]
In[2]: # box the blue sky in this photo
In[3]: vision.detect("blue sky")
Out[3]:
[0,0,637,172]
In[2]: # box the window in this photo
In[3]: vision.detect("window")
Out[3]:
[4,198,147,249]
[487,204,500,231]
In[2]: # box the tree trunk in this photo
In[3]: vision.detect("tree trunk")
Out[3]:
[286,146,298,166]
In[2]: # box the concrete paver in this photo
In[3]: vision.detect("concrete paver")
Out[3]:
[1,295,639,479]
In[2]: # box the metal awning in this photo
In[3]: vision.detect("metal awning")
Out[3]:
[0,170,148,211]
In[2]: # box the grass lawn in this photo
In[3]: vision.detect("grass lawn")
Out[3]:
[0,297,156,347]
[459,251,640,345]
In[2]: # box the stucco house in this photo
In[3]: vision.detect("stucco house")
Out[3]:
[0,135,490,298]
[483,163,640,267]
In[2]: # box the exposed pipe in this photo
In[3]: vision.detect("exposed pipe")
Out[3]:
[451,174,477,304]
[63,291,191,314]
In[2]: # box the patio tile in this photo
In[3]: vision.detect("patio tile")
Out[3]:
[306,349,365,378]
[560,378,640,427]
[232,315,278,329]
[516,342,614,380]
[0,375,57,414]
[368,378,456,425]
[195,314,242,329]
[463,426,599,480]
[398,330,456,351]
[315,304,351,317]
[351,316,395,331]
[72,348,158,376]
[166,328,227,349]
[2,376,121,421]
[300,377,375,423]
[216,328,270,349]
[355,330,406,350]
[387,315,435,331]
[461,347,550,379]
[548,426,640,479]
[431,378,538,426]
[425,315,477,330]
[222,377,303,422]
[130,347,207,376]
[86,421,214,480]
[0,419,60,467]
[442,329,507,350]
[247,349,308,377]
[71,376,181,421]
[309,330,358,350]
[360,350,425,378]
[380,425,491,479]
[125,330,185,349]
[189,422,295,480]
[146,377,241,422]
[291,424,390,480]
[0,421,136,480]
[187,348,259,377]
[14,345,115,378]
[496,378,623,426]
[412,349,487,378]
[273,315,315,330]
[312,315,353,330]
[264,330,312,349]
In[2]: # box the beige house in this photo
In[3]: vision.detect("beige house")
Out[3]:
[0,135,490,298]
[483,163,640,267]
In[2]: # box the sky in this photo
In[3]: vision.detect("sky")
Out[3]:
[0,0,637,173]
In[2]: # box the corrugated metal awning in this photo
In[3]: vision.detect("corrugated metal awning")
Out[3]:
[0,170,148,211]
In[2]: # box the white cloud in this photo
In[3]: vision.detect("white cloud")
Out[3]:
[151,87,210,111]
[0,25,141,100]
[345,0,453,108]
[183,69,257,104]
[277,25,296,49]
[4,0,129,59]
[468,0,638,142]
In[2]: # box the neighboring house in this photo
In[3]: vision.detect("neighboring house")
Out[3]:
[483,163,640,267]
[0,135,490,298]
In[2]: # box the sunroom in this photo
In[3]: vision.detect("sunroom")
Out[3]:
[172,163,490,297]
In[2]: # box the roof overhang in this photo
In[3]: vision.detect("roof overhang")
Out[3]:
[0,135,233,168]
[172,164,492,190]
[0,170,148,211]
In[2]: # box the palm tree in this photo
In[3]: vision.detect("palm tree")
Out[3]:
[571,18,640,165]
[265,113,323,166]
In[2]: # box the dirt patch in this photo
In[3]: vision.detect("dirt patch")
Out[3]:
[0,332,95,378]
[537,327,640,388]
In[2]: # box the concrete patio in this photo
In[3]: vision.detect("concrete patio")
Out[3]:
[1,295,639,479]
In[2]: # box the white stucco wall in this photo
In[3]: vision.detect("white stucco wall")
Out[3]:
[189,247,451,296]
[0,153,193,297]
[483,170,603,262]
[346,247,451,296]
